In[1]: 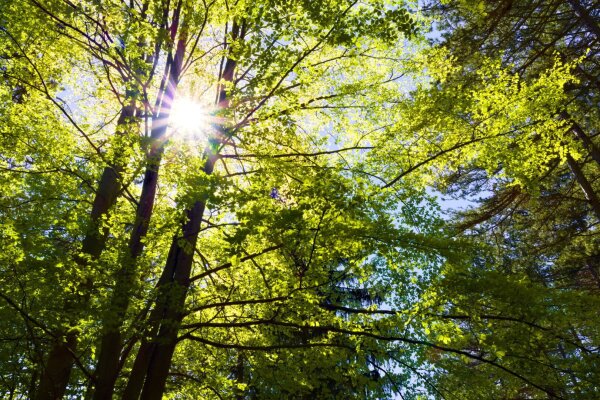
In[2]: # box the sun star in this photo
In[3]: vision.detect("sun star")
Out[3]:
[169,97,211,139]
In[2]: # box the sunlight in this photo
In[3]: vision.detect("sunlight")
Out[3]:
[169,98,211,140]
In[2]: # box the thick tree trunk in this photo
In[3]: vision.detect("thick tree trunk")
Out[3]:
[35,105,135,400]
[566,153,600,221]
[122,159,214,399]
[35,332,78,400]
[92,123,170,400]
[122,341,154,399]
[121,251,179,399]
[92,23,188,400]
[139,169,213,400]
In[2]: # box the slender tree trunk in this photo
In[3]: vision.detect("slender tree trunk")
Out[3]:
[28,366,39,399]
[92,14,188,399]
[35,105,135,400]
[234,353,246,400]
[586,259,600,289]
[571,123,600,167]
[567,0,600,39]
[566,153,600,220]
[123,20,242,400]
[561,112,600,167]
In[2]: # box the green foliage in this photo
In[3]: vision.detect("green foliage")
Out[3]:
[1,0,599,399]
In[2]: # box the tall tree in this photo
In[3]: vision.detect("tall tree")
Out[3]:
[4,0,600,399]
[3,1,457,399]
[371,0,600,397]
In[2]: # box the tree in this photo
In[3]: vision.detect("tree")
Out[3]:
[417,0,600,260]
[2,0,600,399]
[2,1,452,399]
[371,0,600,397]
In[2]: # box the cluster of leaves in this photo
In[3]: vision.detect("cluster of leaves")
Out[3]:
[400,0,600,398]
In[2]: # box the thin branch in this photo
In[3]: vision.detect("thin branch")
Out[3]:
[189,244,282,283]
[219,146,373,160]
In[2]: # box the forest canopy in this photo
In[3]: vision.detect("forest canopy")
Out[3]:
[0,0,599,399]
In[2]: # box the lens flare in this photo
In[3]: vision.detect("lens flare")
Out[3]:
[169,98,210,139]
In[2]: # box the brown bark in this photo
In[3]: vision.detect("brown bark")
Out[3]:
[92,11,188,399]
[560,112,600,167]
[35,105,135,400]
[587,262,600,289]
[139,194,212,400]
[121,247,179,399]
[566,153,600,221]
[234,353,246,400]
[571,122,600,167]
[35,332,78,400]
[123,20,242,400]
[121,263,174,398]
[122,156,214,400]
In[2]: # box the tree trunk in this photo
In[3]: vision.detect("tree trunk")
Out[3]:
[566,153,600,221]
[35,105,135,400]
[123,19,242,399]
[92,18,188,399]
[571,123,600,167]
[121,250,179,399]
[561,112,600,167]
[139,172,213,400]
[234,352,246,400]
[122,159,214,400]
[35,330,79,400]
[567,0,600,39]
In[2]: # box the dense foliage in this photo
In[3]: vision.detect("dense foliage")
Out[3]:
[0,0,598,399]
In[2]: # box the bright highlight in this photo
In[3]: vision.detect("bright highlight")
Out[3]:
[169,98,211,139]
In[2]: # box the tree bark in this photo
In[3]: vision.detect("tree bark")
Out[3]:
[35,331,78,400]
[234,353,246,400]
[561,112,600,167]
[566,153,600,221]
[567,0,600,40]
[571,122,600,167]
[123,19,242,400]
[35,105,135,400]
[139,194,212,400]
[121,247,179,399]
[122,157,215,400]
[92,12,188,399]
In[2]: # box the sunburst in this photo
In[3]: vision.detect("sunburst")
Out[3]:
[169,98,212,140]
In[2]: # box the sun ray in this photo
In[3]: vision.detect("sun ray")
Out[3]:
[169,98,212,141]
